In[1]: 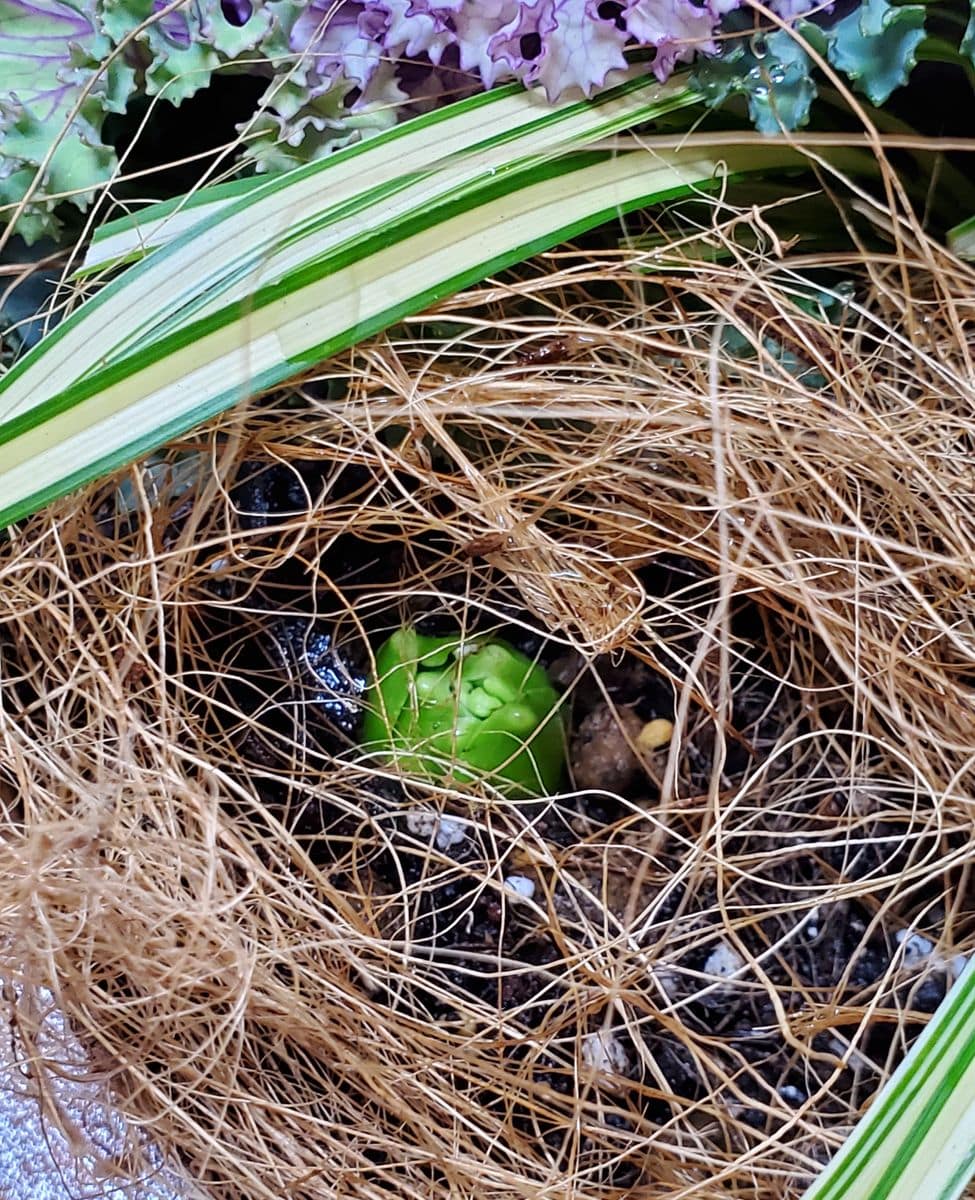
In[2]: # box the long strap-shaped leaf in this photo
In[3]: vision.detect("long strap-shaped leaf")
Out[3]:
[803,956,975,1200]
[948,213,975,259]
[0,79,795,526]
[75,80,702,281]
[23,76,698,393]
[75,176,269,278]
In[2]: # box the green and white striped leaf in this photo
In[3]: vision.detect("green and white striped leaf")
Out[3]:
[948,213,975,260]
[0,75,796,526]
[73,77,700,291]
[803,955,975,1200]
[74,176,267,278]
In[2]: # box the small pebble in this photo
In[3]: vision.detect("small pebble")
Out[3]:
[779,1085,807,1107]
[503,875,536,901]
[704,942,745,980]
[547,651,584,689]
[913,975,948,1013]
[580,1030,631,1080]
[637,718,674,751]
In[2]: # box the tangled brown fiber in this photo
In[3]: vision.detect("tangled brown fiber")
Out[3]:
[2,168,975,1200]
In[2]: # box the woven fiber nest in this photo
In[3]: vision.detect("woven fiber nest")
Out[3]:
[2,199,974,1200]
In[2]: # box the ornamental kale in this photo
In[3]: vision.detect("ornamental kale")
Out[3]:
[692,0,926,133]
[273,0,806,110]
[0,0,135,242]
[825,0,926,109]
[99,0,271,105]
[242,0,843,169]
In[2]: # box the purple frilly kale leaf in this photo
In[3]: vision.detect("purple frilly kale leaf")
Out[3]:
[375,0,456,63]
[401,0,628,95]
[244,0,406,172]
[288,0,386,89]
[401,0,513,88]
[487,0,629,99]
[764,0,831,18]
[0,0,136,241]
[626,0,733,80]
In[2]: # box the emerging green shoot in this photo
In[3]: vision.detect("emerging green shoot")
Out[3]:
[362,629,565,798]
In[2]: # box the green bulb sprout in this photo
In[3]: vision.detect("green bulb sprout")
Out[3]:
[362,628,565,797]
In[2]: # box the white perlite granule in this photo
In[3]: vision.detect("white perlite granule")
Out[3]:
[502,875,536,901]
[405,810,467,851]
[704,942,745,980]
[894,929,934,968]
[580,1030,631,1079]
